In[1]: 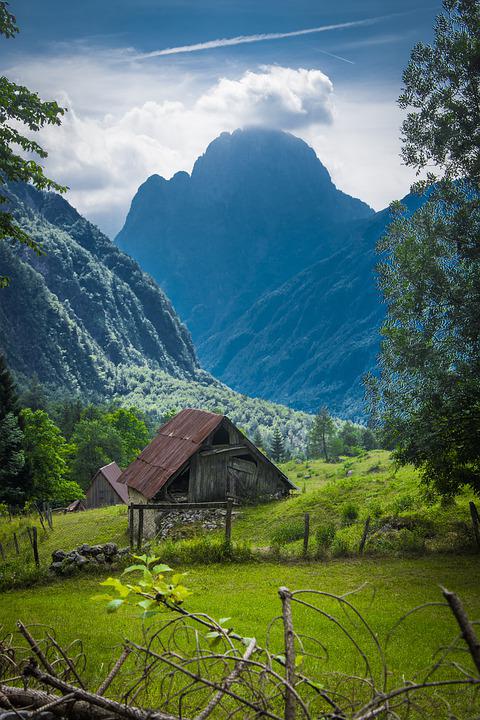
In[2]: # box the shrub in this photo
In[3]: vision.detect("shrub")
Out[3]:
[270,519,305,547]
[316,523,336,550]
[391,494,415,514]
[341,502,359,525]
[331,535,350,558]
[156,536,254,564]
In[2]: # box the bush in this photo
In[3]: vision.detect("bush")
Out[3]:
[341,502,359,525]
[331,535,350,558]
[316,523,336,550]
[391,494,415,514]
[270,519,305,547]
[156,536,254,564]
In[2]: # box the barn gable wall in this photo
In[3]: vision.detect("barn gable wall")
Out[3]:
[86,473,123,508]
[189,419,288,502]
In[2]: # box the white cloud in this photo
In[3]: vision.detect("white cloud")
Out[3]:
[7,47,415,235]
[197,66,333,128]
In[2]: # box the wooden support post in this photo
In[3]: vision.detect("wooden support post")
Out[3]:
[0,542,4,562]
[13,532,19,555]
[128,505,134,549]
[279,587,296,720]
[137,507,144,551]
[359,516,371,555]
[27,526,33,548]
[32,526,40,567]
[303,513,310,557]
[225,498,233,544]
[469,502,480,551]
[46,505,53,530]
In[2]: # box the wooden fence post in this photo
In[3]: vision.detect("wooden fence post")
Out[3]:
[279,587,296,720]
[13,532,19,555]
[46,505,53,530]
[0,542,5,562]
[32,526,40,568]
[359,516,371,555]
[128,506,134,549]
[137,507,144,551]
[303,513,310,557]
[469,502,480,551]
[225,499,233,543]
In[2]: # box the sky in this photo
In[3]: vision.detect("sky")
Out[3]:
[3,0,442,237]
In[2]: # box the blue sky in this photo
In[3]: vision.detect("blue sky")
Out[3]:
[3,0,441,235]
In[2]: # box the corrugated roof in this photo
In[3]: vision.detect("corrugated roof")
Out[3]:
[119,409,224,499]
[98,461,129,504]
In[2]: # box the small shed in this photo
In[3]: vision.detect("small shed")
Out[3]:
[119,409,295,504]
[86,461,127,508]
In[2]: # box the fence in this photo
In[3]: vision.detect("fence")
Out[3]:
[0,504,54,568]
[128,499,238,550]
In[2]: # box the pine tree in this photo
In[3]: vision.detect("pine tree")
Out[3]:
[20,373,48,411]
[307,407,334,462]
[0,354,19,420]
[253,428,263,450]
[0,355,25,503]
[270,427,285,462]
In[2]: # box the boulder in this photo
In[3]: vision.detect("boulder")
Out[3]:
[51,549,66,562]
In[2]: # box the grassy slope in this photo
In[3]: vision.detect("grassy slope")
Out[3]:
[212,450,476,554]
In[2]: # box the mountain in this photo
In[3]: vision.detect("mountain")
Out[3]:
[0,183,199,393]
[0,183,314,453]
[116,128,374,342]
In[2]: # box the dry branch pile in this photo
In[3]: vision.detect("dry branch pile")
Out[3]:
[1,585,479,719]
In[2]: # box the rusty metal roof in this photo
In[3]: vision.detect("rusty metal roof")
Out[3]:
[97,461,129,504]
[119,409,224,499]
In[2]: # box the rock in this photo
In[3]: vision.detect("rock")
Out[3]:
[51,549,66,562]
[89,545,103,556]
[77,543,92,556]
[96,553,106,564]
[76,555,88,566]
[49,561,63,572]
[103,542,118,556]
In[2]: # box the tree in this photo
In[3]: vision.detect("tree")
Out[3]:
[0,412,25,503]
[307,407,334,461]
[20,408,83,503]
[372,0,480,497]
[69,419,123,489]
[360,427,377,451]
[253,428,264,450]
[339,422,360,456]
[50,397,84,440]
[0,354,26,503]
[270,427,285,462]
[0,1,66,287]
[20,373,47,411]
[105,407,150,465]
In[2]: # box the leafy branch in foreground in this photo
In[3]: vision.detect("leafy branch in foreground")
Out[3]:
[0,1,66,287]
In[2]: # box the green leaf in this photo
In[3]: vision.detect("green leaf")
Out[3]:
[106,599,124,613]
[295,655,304,667]
[138,599,154,610]
[122,564,148,575]
[219,617,231,625]
[241,636,255,646]
[205,631,221,639]
[151,564,173,574]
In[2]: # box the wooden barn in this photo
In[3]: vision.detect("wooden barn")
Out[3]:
[119,408,295,504]
[86,461,128,508]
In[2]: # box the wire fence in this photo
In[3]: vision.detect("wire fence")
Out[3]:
[0,504,54,568]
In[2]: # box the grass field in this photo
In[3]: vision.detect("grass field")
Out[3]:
[1,453,479,716]
[1,556,479,712]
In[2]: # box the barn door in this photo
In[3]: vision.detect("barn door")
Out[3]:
[227,458,257,500]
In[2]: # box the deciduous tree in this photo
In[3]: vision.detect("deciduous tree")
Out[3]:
[0,1,66,287]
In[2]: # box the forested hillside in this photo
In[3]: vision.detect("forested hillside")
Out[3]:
[0,184,315,451]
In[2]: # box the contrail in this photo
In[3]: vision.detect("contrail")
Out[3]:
[133,15,390,62]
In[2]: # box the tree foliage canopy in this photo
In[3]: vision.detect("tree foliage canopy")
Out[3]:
[0,1,65,287]
[373,0,480,497]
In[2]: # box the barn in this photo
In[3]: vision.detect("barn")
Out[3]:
[86,461,128,508]
[119,408,295,505]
